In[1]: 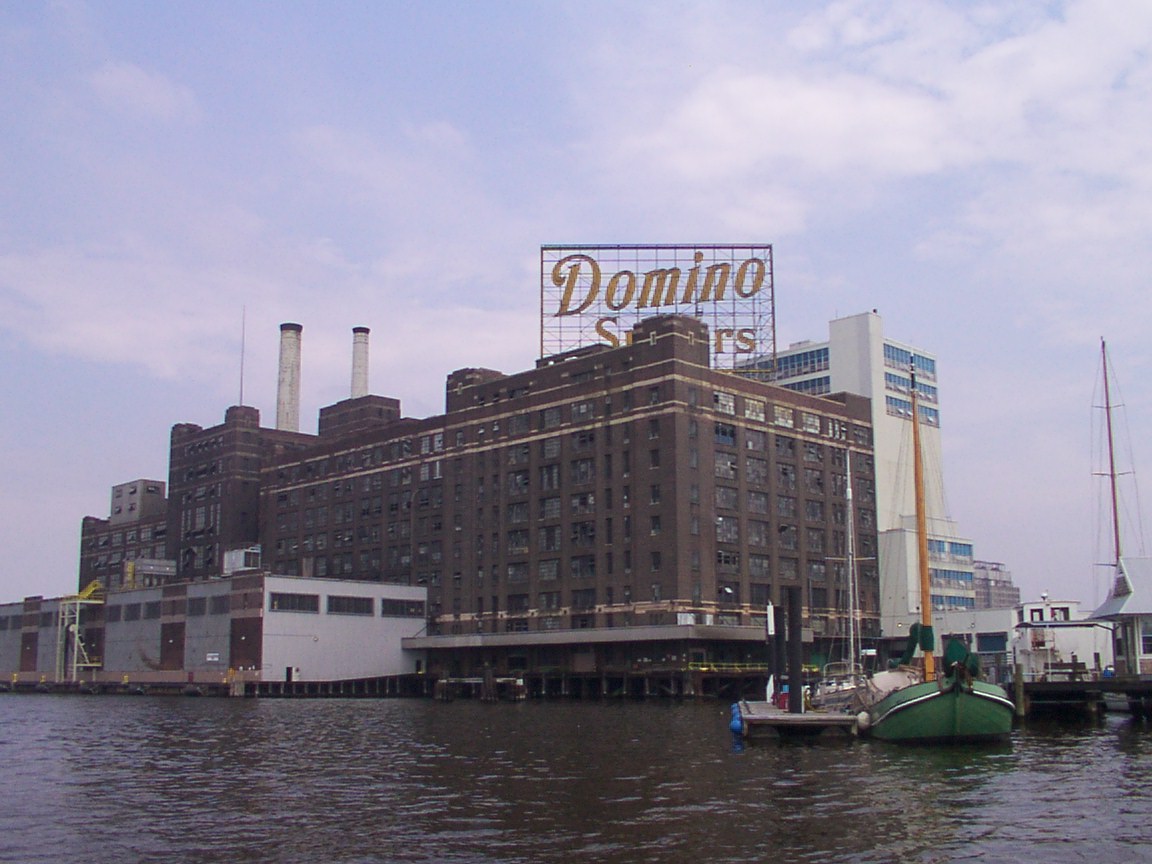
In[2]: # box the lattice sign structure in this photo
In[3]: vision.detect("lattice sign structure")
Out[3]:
[540,244,775,378]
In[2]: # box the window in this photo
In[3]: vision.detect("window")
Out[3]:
[540,464,561,490]
[570,555,596,578]
[778,463,796,490]
[570,458,594,485]
[716,515,739,543]
[507,470,530,495]
[539,525,561,551]
[745,399,765,422]
[774,405,794,428]
[746,457,768,485]
[570,492,595,514]
[571,521,596,547]
[715,422,737,446]
[327,595,374,616]
[507,530,529,554]
[714,391,736,415]
[381,599,426,618]
[572,430,596,451]
[270,593,319,613]
[715,454,737,480]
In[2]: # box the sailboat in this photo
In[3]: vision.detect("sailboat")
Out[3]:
[858,364,1015,743]
[811,452,869,710]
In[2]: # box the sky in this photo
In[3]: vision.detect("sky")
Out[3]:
[2,0,1151,610]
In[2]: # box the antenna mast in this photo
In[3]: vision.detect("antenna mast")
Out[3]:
[239,305,247,406]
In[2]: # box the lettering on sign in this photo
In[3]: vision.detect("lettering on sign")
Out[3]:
[539,244,775,371]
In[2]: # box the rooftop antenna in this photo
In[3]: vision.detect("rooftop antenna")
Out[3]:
[239,305,247,406]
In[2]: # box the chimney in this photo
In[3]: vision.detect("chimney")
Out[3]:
[276,323,302,432]
[351,326,370,399]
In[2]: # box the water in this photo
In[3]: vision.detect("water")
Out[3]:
[1,696,1150,864]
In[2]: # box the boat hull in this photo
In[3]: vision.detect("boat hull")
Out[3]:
[865,679,1014,743]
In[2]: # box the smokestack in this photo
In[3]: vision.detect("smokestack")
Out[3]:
[351,326,370,399]
[276,323,302,432]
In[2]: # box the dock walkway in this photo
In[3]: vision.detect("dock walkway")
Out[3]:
[736,700,859,738]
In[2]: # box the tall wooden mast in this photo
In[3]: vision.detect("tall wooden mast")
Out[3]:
[911,363,935,678]
[1102,338,1123,568]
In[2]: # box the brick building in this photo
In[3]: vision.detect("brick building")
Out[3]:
[72,314,881,690]
[261,315,880,683]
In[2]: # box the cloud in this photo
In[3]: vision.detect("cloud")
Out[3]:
[88,60,201,123]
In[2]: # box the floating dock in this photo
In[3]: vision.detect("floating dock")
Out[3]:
[735,700,859,739]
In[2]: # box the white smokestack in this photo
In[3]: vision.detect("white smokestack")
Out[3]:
[351,326,370,399]
[276,322,302,432]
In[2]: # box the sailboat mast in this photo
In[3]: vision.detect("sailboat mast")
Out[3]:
[845,450,860,670]
[1102,338,1123,566]
[910,363,935,678]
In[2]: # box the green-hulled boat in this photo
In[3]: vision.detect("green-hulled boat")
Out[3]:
[861,364,1015,744]
[863,677,1015,743]
[860,636,1015,742]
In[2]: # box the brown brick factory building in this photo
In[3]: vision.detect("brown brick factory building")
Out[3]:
[33,313,880,696]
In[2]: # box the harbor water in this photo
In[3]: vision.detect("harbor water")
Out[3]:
[1,696,1150,863]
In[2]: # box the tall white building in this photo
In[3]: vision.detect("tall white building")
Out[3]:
[760,311,976,639]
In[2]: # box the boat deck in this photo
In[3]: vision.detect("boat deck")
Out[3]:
[737,700,859,738]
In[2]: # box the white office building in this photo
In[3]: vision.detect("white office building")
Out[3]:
[758,311,977,640]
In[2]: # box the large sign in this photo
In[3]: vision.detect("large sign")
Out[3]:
[540,244,775,375]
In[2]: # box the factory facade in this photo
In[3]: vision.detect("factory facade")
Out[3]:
[11,312,882,694]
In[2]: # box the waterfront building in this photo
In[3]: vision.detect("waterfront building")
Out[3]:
[271,315,880,681]
[1013,595,1114,680]
[0,574,425,692]
[973,560,1022,609]
[167,404,315,581]
[748,311,978,642]
[1093,557,1152,676]
[60,314,879,691]
[259,314,880,685]
[78,479,169,591]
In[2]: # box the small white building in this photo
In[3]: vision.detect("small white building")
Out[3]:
[1012,596,1114,680]
[1,572,429,690]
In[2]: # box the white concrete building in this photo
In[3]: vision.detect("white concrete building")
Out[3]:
[1,573,428,691]
[763,311,977,640]
[1012,595,1114,680]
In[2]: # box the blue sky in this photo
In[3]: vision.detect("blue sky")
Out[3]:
[2,1,1151,607]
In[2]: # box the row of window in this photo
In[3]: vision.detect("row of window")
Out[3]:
[884,343,937,379]
[268,592,425,618]
[884,396,941,427]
